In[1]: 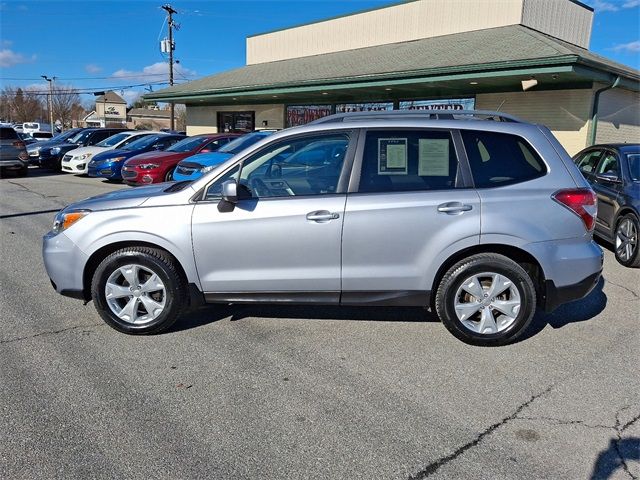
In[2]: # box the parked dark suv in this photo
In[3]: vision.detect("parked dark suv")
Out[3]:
[0,126,29,177]
[37,128,128,171]
[573,144,640,267]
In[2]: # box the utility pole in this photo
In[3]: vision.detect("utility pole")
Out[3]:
[41,75,56,133]
[161,4,177,131]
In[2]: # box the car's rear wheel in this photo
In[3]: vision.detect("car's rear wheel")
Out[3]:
[435,253,536,346]
[91,247,187,334]
[614,214,640,268]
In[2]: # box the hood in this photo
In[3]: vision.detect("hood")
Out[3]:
[92,148,131,162]
[66,183,190,212]
[67,145,107,158]
[27,139,71,151]
[126,151,189,165]
[185,151,233,166]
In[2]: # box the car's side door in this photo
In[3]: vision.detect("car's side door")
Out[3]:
[340,128,480,304]
[191,131,356,300]
[592,149,624,234]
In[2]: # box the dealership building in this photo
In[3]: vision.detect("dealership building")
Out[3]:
[145,0,639,155]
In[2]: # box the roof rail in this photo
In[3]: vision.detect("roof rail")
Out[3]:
[309,109,525,125]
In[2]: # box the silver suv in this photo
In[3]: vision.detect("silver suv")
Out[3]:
[43,111,603,346]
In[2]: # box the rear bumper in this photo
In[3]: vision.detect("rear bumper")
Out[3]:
[544,270,602,312]
[0,159,28,168]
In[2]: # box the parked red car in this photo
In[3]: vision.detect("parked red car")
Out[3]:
[121,133,239,184]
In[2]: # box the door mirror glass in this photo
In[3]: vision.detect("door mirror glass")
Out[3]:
[221,180,238,203]
[596,172,622,184]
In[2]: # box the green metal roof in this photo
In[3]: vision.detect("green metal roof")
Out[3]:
[145,25,639,103]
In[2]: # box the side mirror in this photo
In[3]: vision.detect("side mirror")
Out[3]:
[221,180,238,203]
[596,172,622,184]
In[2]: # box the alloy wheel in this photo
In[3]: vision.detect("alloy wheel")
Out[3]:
[615,218,637,263]
[104,264,167,325]
[453,272,521,335]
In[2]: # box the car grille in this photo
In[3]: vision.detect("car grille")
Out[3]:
[62,154,72,162]
[99,168,112,175]
[122,170,137,178]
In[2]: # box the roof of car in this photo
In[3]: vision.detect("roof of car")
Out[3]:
[588,143,640,152]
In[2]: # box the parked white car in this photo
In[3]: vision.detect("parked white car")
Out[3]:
[61,131,156,174]
[22,122,41,134]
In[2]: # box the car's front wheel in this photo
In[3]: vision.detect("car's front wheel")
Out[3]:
[91,247,187,334]
[164,168,174,182]
[614,214,640,268]
[435,253,536,346]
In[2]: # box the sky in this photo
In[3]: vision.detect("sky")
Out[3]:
[0,0,639,108]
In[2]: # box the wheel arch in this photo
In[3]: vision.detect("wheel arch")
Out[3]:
[82,241,192,302]
[430,244,547,310]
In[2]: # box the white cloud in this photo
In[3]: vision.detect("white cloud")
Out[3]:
[121,89,142,105]
[0,48,35,67]
[85,63,102,74]
[110,62,196,82]
[590,0,640,10]
[612,40,640,52]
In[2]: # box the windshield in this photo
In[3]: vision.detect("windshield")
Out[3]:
[67,130,93,144]
[628,153,640,181]
[123,134,163,150]
[50,129,81,143]
[23,123,39,129]
[219,132,270,154]
[167,136,209,152]
[96,132,131,148]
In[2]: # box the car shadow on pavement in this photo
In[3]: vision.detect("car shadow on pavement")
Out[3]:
[169,303,433,334]
[519,276,607,342]
[590,437,640,479]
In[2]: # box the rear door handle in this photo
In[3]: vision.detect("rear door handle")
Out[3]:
[437,202,473,214]
[306,210,340,222]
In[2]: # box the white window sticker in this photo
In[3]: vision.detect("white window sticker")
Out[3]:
[419,139,450,176]
[378,138,407,175]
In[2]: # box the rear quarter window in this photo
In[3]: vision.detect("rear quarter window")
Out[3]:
[461,130,547,188]
[0,127,18,140]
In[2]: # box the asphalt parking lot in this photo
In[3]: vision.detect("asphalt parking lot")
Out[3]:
[1,169,638,480]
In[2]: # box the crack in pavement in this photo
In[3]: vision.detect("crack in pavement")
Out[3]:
[615,407,640,480]
[0,323,105,344]
[516,415,612,430]
[407,384,555,480]
[605,279,640,300]
[6,180,54,200]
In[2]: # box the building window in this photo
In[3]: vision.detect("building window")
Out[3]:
[335,102,393,113]
[399,98,475,111]
[217,111,255,133]
[286,105,333,127]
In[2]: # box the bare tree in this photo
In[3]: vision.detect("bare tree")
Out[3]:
[51,84,82,129]
[1,86,43,122]
[175,104,187,131]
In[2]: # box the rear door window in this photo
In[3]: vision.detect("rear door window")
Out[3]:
[575,150,603,175]
[461,130,546,187]
[0,127,18,140]
[357,129,459,193]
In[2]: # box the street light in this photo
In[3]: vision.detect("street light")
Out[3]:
[41,75,55,133]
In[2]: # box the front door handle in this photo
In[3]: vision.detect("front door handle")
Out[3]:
[306,210,340,222]
[437,202,473,215]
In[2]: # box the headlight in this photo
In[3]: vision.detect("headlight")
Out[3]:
[51,147,61,154]
[137,163,160,170]
[77,153,93,160]
[52,210,90,235]
[200,165,215,173]
[111,156,127,163]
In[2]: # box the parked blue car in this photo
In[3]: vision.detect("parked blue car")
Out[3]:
[88,133,185,180]
[173,131,274,181]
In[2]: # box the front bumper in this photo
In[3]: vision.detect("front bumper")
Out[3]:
[61,157,89,174]
[43,230,89,300]
[88,162,122,179]
[122,166,163,185]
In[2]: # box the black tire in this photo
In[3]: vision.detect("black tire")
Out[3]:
[164,168,174,182]
[16,164,28,177]
[435,253,536,347]
[614,213,640,268]
[91,247,187,334]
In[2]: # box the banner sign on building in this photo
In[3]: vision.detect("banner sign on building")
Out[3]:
[336,102,394,113]
[286,105,333,127]
[399,98,476,111]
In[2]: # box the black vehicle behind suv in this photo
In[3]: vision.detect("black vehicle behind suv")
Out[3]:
[0,126,29,177]
[574,143,640,267]
[37,128,128,171]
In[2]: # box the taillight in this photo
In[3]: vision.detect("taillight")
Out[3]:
[13,141,25,148]
[552,188,597,232]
